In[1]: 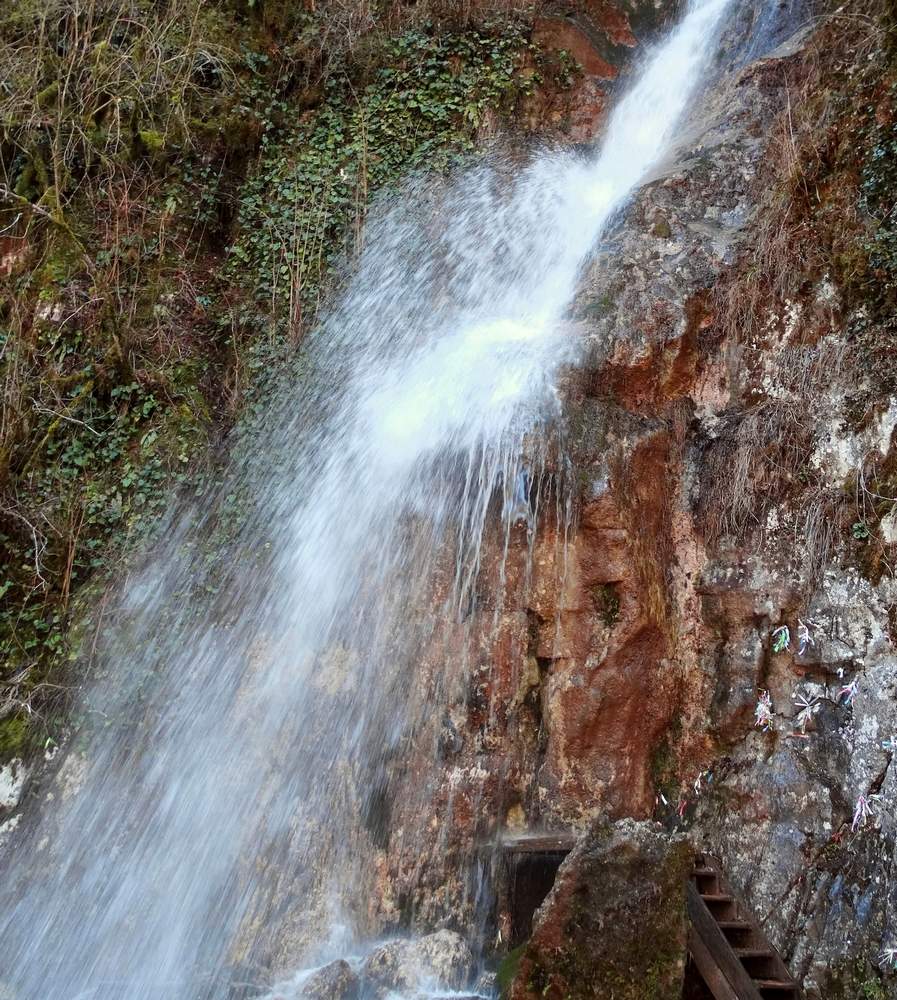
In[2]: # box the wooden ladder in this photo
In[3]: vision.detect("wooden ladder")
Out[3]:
[687,854,800,1000]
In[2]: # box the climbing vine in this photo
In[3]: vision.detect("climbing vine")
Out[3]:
[228,24,535,330]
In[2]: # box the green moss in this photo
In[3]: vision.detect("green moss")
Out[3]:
[137,130,165,154]
[13,159,37,199]
[496,944,526,1000]
[578,289,618,320]
[649,733,677,798]
[827,959,889,1000]
[0,717,30,757]
[513,832,690,1000]
[35,81,59,109]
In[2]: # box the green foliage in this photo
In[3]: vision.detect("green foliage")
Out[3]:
[860,84,897,297]
[0,3,538,760]
[0,275,208,747]
[828,959,889,1000]
[0,0,250,200]
[853,521,871,541]
[861,979,887,1000]
[538,46,581,91]
[229,23,534,327]
[772,626,791,654]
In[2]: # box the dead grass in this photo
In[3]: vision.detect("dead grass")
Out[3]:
[0,1,240,221]
[698,334,853,582]
[698,0,895,579]
[712,0,890,351]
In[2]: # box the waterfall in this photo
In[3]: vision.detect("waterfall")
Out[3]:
[0,1,734,997]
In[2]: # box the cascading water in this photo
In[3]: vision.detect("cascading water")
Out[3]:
[0,1,735,996]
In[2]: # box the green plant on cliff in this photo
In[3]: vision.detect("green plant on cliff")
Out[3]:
[862,981,887,1000]
[699,1,897,573]
[495,943,526,999]
[860,82,897,298]
[592,582,620,628]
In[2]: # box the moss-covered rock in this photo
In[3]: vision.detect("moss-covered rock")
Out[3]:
[509,820,691,1000]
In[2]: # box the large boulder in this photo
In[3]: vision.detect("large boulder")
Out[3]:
[361,930,474,998]
[509,820,691,1000]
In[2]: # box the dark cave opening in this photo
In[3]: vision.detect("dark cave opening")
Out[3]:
[504,843,571,948]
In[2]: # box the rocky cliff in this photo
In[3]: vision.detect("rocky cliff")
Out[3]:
[3,1,897,998]
[370,3,897,998]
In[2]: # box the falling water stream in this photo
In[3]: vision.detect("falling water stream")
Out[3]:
[1,1,739,996]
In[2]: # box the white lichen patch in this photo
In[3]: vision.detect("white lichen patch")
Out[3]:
[0,814,21,852]
[815,273,840,310]
[810,397,897,482]
[783,298,803,337]
[0,758,27,811]
[447,763,488,788]
[34,300,65,324]
[880,508,897,546]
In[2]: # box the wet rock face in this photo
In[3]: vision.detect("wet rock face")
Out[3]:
[361,930,474,998]
[509,820,691,1000]
[690,569,897,997]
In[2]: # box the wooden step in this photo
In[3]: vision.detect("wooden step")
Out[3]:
[687,862,801,1000]
[720,925,754,945]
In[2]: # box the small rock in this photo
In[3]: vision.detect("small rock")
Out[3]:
[475,970,498,996]
[299,960,359,1000]
[411,995,481,1000]
[0,759,27,812]
[415,930,474,987]
[362,930,474,998]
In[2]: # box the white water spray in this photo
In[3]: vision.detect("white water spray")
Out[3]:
[0,2,734,997]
